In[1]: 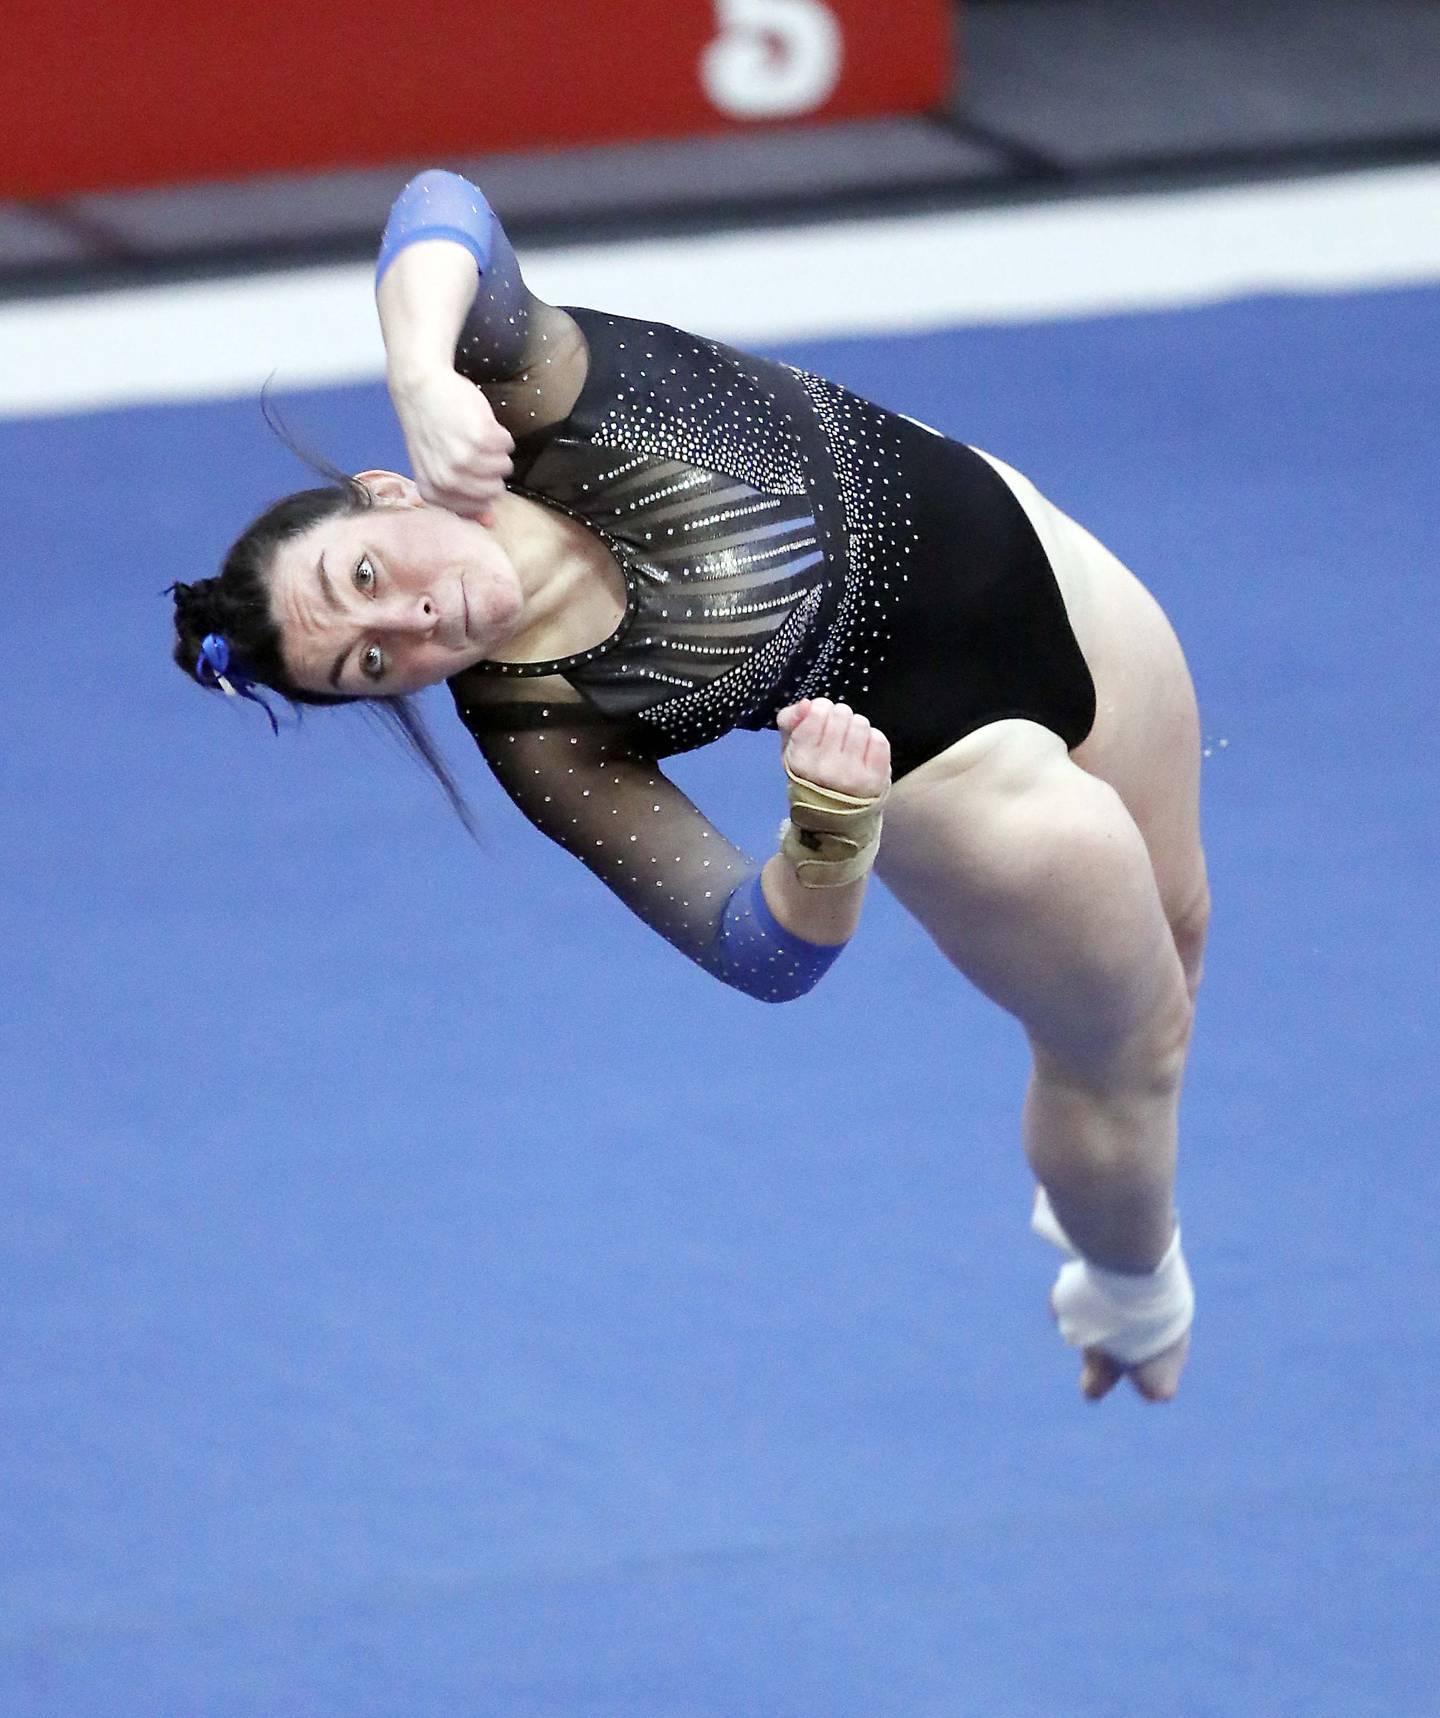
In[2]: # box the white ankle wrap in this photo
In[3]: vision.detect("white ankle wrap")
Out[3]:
[1032,1188,1195,1367]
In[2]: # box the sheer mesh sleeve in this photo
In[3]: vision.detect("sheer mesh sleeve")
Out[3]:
[458,298,587,441]
[450,678,841,1001]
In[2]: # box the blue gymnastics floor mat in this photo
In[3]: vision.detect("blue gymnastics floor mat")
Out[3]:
[2,282,1436,1716]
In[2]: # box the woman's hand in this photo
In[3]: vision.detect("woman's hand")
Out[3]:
[762,699,889,941]
[388,368,515,525]
[776,698,891,798]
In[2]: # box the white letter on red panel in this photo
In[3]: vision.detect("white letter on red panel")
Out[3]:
[701,0,843,119]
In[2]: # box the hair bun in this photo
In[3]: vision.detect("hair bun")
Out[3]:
[169,578,217,629]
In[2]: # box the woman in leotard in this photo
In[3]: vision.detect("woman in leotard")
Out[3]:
[171,172,1209,1404]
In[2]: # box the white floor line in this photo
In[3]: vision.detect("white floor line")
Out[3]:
[4,162,1440,421]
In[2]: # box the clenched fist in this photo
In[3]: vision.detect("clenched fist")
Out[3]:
[389,368,515,524]
[776,698,891,800]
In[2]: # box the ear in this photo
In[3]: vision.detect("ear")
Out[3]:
[353,469,424,508]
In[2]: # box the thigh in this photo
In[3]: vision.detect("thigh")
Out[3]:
[878,720,1192,1079]
[970,450,1208,940]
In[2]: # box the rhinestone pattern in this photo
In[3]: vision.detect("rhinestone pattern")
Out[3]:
[388,181,1093,999]
[454,307,1093,999]
[481,309,911,759]
[453,309,918,1000]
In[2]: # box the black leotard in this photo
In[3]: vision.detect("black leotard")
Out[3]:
[448,306,1095,993]
[458,307,1094,779]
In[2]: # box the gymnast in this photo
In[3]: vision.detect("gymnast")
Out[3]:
[171,170,1208,1402]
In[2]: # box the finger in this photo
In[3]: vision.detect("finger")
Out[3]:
[417,472,478,504]
[790,698,835,757]
[839,712,871,759]
[810,700,847,754]
[863,727,891,774]
[1079,1348,1124,1401]
[776,701,810,734]
[430,476,505,512]
[453,467,505,494]
[432,489,492,518]
[442,460,508,490]
[1128,1332,1190,1403]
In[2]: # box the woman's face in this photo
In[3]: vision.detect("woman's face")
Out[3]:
[267,472,524,697]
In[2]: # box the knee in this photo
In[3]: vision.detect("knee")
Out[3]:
[1039,978,1195,1105]
[1170,881,1211,1001]
[1126,986,1196,1096]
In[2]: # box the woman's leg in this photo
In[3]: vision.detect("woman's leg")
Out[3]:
[879,716,1202,1400]
[969,448,1212,993]
[879,719,1196,1275]
[878,459,1208,1395]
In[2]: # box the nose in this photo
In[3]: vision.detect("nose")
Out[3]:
[383,592,439,638]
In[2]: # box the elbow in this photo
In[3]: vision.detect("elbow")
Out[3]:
[712,955,835,1004]
[391,168,485,214]
[708,873,845,1001]
[730,978,817,1005]
[402,166,466,195]
[377,171,498,288]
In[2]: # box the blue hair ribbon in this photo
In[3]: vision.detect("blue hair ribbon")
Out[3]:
[196,634,280,735]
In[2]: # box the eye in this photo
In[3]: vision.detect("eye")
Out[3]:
[353,555,376,592]
[360,644,387,682]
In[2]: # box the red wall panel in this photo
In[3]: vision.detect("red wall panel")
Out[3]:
[2,1,952,199]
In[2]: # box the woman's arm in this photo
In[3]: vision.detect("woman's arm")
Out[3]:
[374,170,588,516]
[453,684,889,1002]
[377,238,491,395]
[761,697,889,947]
[376,168,541,384]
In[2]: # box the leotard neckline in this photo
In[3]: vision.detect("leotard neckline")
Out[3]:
[464,484,642,680]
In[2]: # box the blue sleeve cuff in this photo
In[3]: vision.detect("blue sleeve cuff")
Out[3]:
[712,872,846,1002]
[376,170,498,286]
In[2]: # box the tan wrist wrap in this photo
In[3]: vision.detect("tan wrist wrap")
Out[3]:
[780,758,887,888]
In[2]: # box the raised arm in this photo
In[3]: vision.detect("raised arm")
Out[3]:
[454,686,889,1001]
[374,170,588,516]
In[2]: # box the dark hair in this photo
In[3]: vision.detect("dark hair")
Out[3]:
[171,473,477,836]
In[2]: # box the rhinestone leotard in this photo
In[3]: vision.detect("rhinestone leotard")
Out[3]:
[449,306,1095,996]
